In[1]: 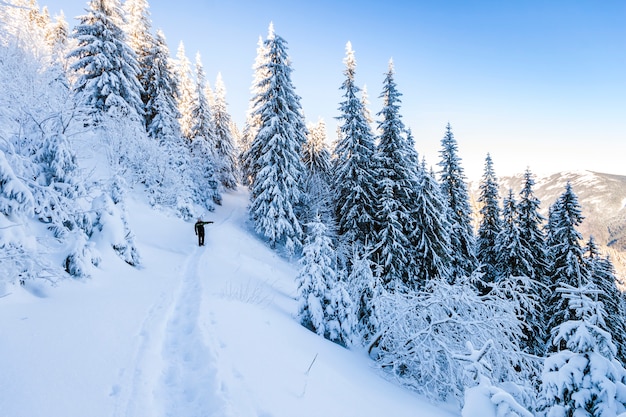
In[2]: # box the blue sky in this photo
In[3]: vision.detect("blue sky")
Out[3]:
[42,0,626,180]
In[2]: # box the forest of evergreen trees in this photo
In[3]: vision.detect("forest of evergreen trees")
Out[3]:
[2,1,626,415]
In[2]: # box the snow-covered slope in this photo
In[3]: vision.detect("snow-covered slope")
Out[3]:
[0,188,458,417]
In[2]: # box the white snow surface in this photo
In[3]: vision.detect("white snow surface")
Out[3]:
[0,188,460,417]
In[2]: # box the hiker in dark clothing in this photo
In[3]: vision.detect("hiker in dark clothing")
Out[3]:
[194,218,213,246]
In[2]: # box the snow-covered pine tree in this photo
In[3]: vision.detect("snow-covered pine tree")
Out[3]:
[190,53,217,151]
[538,283,626,417]
[493,189,542,357]
[68,0,143,122]
[32,130,86,238]
[360,84,374,126]
[188,135,220,210]
[135,30,195,215]
[346,243,383,346]
[517,168,549,355]
[585,236,626,365]
[239,36,269,186]
[302,119,334,228]
[517,168,548,280]
[476,153,501,288]
[123,0,153,125]
[438,123,477,281]
[371,60,419,290]
[247,24,307,254]
[297,217,354,346]
[144,29,180,141]
[212,73,239,190]
[332,42,377,255]
[175,41,196,141]
[45,10,71,70]
[412,162,452,286]
[545,183,590,343]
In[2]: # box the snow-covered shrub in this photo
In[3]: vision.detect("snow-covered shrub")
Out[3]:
[373,273,536,406]
[64,230,100,278]
[90,186,140,267]
[459,341,533,417]
[0,150,34,217]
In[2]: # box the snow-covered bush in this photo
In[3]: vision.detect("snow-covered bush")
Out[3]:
[459,341,533,417]
[373,273,537,406]
[90,180,140,267]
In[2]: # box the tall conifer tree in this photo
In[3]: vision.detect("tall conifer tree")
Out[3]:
[585,237,626,365]
[123,0,153,121]
[240,36,269,186]
[437,123,477,280]
[175,42,195,141]
[476,153,501,286]
[371,60,416,289]
[144,29,180,141]
[332,42,377,253]
[545,183,589,339]
[412,162,452,285]
[211,73,239,190]
[68,0,143,121]
[302,119,333,227]
[247,24,307,254]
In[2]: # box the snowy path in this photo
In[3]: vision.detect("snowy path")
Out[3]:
[157,247,228,416]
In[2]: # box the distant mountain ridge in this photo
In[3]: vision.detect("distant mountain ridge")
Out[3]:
[470,170,626,284]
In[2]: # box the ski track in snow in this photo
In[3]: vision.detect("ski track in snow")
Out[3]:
[157,247,230,417]
[114,191,263,417]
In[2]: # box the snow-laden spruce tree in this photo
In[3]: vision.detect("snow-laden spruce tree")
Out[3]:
[302,119,334,228]
[332,41,378,254]
[371,60,420,290]
[585,237,626,366]
[190,53,217,150]
[212,73,239,191]
[493,189,542,358]
[538,283,626,417]
[476,153,502,288]
[516,168,549,355]
[144,29,180,140]
[134,30,194,216]
[518,169,548,277]
[32,130,86,238]
[438,123,477,281]
[412,162,452,286]
[175,41,196,141]
[122,0,153,118]
[346,244,384,346]
[68,0,143,122]
[188,136,221,210]
[240,36,269,186]
[247,24,307,254]
[45,10,72,72]
[545,183,590,340]
[297,217,354,347]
